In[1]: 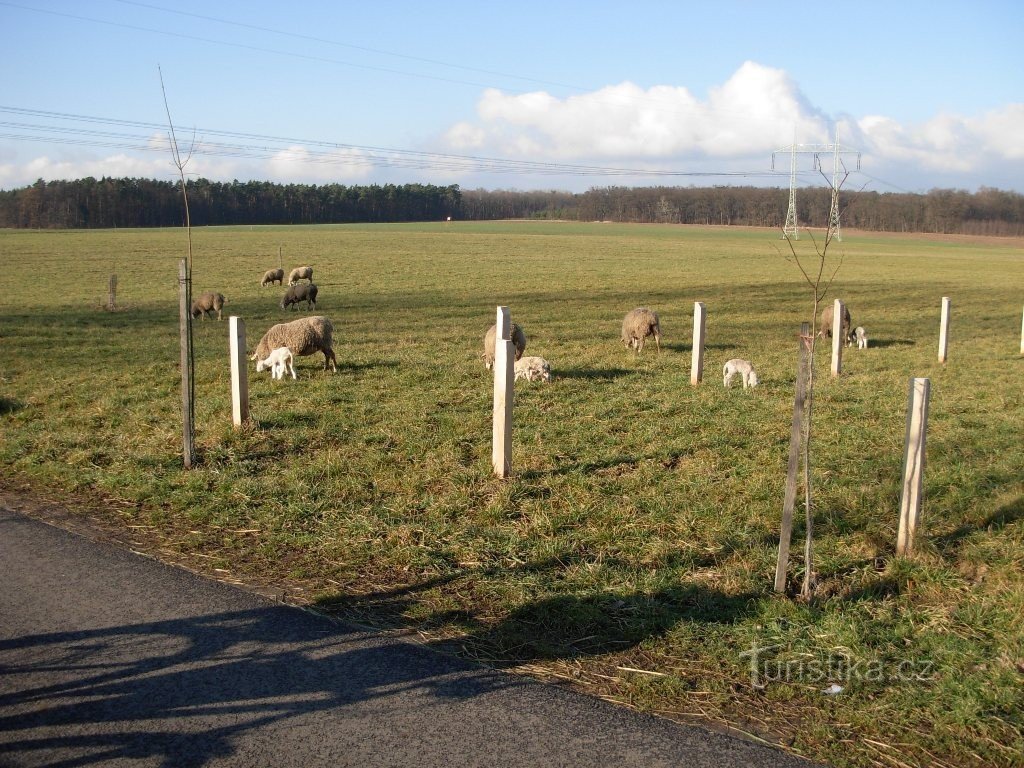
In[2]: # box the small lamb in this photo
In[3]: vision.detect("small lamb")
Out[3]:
[723,358,759,389]
[255,346,296,380]
[854,326,868,349]
[514,356,551,382]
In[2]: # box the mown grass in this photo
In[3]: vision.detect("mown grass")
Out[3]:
[1,222,1022,767]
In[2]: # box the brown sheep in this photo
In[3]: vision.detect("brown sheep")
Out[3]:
[818,304,854,345]
[621,308,661,353]
[191,292,225,321]
[261,268,285,287]
[483,323,527,369]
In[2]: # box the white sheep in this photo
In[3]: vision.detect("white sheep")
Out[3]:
[514,356,551,382]
[256,346,296,380]
[288,266,314,285]
[723,358,759,389]
[252,315,337,373]
[621,308,661,353]
[854,326,868,349]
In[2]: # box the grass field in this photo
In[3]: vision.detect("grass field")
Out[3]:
[1,221,1022,767]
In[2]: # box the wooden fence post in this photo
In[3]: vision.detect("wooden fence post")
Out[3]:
[492,306,514,478]
[229,316,249,427]
[1020,304,1024,355]
[897,377,931,556]
[107,274,117,311]
[690,301,706,386]
[938,297,951,364]
[775,323,810,592]
[830,299,845,377]
[178,259,195,469]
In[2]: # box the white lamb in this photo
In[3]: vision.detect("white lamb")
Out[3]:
[514,356,551,382]
[854,326,868,349]
[256,346,296,380]
[723,358,759,389]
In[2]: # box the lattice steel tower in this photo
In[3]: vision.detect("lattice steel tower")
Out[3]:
[772,127,861,241]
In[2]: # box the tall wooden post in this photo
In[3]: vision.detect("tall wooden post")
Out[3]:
[938,297,951,363]
[775,323,810,592]
[178,259,195,469]
[690,301,706,386]
[492,306,514,478]
[897,377,931,556]
[830,299,845,377]
[107,274,117,311]
[1020,304,1024,355]
[229,316,249,427]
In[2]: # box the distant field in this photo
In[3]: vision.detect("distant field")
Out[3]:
[2,222,1022,767]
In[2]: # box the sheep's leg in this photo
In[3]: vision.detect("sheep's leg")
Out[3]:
[324,348,337,373]
[654,330,661,353]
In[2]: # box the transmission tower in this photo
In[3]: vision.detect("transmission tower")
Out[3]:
[772,128,861,242]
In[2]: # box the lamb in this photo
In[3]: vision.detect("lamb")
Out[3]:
[255,346,296,380]
[281,282,318,311]
[723,358,759,389]
[261,268,285,287]
[818,304,855,346]
[483,323,527,369]
[621,308,661,353]
[514,355,551,382]
[252,315,337,373]
[190,292,225,321]
[854,326,868,349]
[288,266,314,285]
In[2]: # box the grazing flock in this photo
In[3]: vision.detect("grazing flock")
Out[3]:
[202,261,869,387]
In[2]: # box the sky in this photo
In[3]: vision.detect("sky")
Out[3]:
[1,0,1022,194]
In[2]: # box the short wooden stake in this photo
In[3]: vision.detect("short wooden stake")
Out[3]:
[897,377,931,556]
[178,259,195,469]
[830,299,845,377]
[938,297,951,363]
[690,301,706,385]
[229,316,249,427]
[1020,304,1024,355]
[775,323,810,592]
[492,306,514,478]
[107,274,117,311]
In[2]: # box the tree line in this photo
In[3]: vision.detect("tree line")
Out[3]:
[1,177,1022,236]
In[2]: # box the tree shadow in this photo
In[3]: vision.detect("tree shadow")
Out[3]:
[933,496,1023,552]
[0,397,24,415]
[555,368,635,381]
[660,342,733,354]
[868,338,916,348]
[0,606,518,768]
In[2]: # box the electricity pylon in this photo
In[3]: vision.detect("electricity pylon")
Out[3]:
[772,128,861,242]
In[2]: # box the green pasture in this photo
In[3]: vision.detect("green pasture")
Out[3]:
[1,222,1022,767]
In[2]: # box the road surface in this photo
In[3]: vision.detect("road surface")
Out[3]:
[0,506,816,767]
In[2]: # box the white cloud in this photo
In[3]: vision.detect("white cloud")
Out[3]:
[265,145,375,183]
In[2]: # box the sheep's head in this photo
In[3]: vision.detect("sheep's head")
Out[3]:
[747,370,759,388]
[255,357,270,372]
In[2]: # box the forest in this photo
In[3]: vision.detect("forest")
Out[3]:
[1,176,1022,236]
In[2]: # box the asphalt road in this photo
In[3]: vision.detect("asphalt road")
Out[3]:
[0,507,816,767]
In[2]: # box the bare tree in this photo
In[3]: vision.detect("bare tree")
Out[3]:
[159,66,197,469]
[778,170,848,599]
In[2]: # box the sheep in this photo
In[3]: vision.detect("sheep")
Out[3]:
[191,292,225,321]
[261,268,285,287]
[255,346,296,380]
[818,304,854,346]
[252,315,337,373]
[854,326,868,349]
[621,308,661,353]
[288,266,314,285]
[514,355,551,382]
[281,282,318,311]
[723,358,759,389]
[483,323,527,369]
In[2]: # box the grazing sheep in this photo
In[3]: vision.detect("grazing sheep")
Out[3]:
[483,323,527,369]
[288,266,314,285]
[261,268,285,287]
[621,308,661,353]
[514,355,551,383]
[723,358,759,389]
[252,315,337,373]
[255,346,296,380]
[854,326,868,349]
[190,292,225,321]
[818,304,854,345]
[281,282,318,311]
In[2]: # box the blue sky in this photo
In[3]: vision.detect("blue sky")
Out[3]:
[1,0,1022,193]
